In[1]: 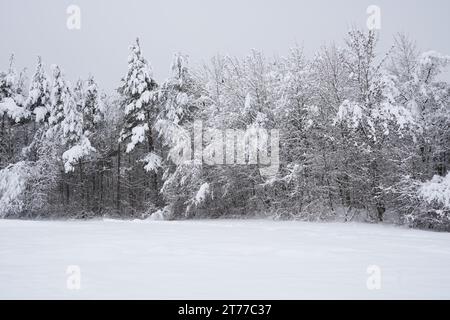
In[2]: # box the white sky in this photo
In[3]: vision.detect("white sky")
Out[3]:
[1,0,449,91]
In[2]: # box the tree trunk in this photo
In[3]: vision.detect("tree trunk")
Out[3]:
[116,143,121,213]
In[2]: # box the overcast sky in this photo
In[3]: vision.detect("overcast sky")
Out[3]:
[1,0,449,91]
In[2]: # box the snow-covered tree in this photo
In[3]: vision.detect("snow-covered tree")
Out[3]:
[118,38,158,154]
[61,79,96,172]
[47,65,68,137]
[83,75,104,134]
[156,53,206,218]
[26,56,51,123]
[393,46,450,179]
[333,30,417,221]
[116,38,163,214]
[158,53,199,126]
[46,66,95,172]
[0,54,28,168]
[0,54,20,99]
[0,54,28,121]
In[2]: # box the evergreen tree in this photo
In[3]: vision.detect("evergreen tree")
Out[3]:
[47,65,68,137]
[26,56,51,123]
[118,38,158,154]
[157,53,205,218]
[84,75,104,134]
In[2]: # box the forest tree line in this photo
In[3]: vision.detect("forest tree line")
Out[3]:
[0,30,449,230]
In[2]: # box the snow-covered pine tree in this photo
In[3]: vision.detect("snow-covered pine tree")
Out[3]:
[66,79,85,145]
[0,54,29,168]
[158,53,198,126]
[84,75,104,134]
[0,54,28,121]
[0,54,19,100]
[117,38,161,214]
[61,78,95,173]
[118,38,158,155]
[26,56,51,123]
[47,65,68,138]
[18,56,51,163]
[47,66,94,172]
[156,53,206,218]
[156,52,202,164]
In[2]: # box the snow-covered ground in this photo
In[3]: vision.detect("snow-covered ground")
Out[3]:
[1,219,450,299]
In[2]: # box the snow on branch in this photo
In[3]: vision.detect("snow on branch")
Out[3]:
[125,123,149,153]
[194,182,210,206]
[0,97,30,122]
[62,136,96,173]
[0,162,32,217]
[419,173,450,209]
[140,152,162,172]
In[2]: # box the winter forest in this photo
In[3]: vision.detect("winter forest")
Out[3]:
[0,30,449,231]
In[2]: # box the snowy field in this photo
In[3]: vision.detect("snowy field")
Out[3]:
[1,219,450,299]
